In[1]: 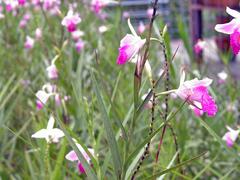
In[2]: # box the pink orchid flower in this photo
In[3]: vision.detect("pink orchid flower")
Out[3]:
[147,8,154,19]
[222,126,239,147]
[18,0,26,6]
[71,30,84,41]
[215,7,240,54]
[91,0,116,14]
[61,9,81,32]
[194,39,205,54]
[75,39,85,53]
[5,0,18,12]
[137,21,146,34]
[117,19,146,65]
[46,63,58,80]
[175,71,217,117]
[65,143,94,174]
[24,36,35,49]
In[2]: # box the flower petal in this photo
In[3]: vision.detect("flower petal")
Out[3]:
[47,116,55,130]
[215,19,240,34]
[31,129,48,139]
[226,7,240,18]
[65,150,79,162]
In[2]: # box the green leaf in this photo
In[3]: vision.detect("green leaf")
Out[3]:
[91,72,122,179]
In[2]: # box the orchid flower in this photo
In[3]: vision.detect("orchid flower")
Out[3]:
[46,60,58,80]
[31,116,64,143]
[117,19,146,65]
[98,25,108,34]
[91,0,117,14]
[35,83,56,107]
[5,0,18,12]
[137,21,146,34]
[75,39,85,53]
[71,30,84,41]
[65,142,94,174]
[215,7,240,54]
[176,72,218,116]
[61,9,81,32]
[194,39,205,54]
[24,36,35,49]
[175,71,218,117]
[222,126,239,147]
[35,28,42,40]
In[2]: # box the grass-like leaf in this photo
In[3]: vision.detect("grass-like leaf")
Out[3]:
[55,116,98,180]
[146,152,207,179]
[91,72,122,179]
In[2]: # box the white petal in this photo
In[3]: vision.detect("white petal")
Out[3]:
[226,7,240,18]
[128,18,137,37]
[50,128,65,138]
[183,78,212,89]
[47,115,55,130]
[215,19,240,34]
[36,90,51,104]
[31,129,48,139]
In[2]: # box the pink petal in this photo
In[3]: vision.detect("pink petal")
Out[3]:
[65,150,79,162]
[215,19,240,34]
[77,162,86,174]
[230,29,240,55]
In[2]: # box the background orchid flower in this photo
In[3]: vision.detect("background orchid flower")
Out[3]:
[65,143,94,174]
[35,83,55,105]
[222,126,239,147]
[91,0,117,14]
[75,39,85,52]
[217,71,228,84]
[31,116,64,143]
[137,21,146,34]
[175,71,218,117]
[215,7,240,54]
[61,9,81,32]
[35,28,42,40]
[71,30,84,41]
[24,36,34,49]
[46,63,58,80]
[117,19,146,65]
[194,39,205,54]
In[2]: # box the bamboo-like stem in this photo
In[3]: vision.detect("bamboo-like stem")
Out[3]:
[44,143,50,179]
[155,30,169,164]
[129,0,159,152]
[167,123,184,175]
[130,80,156,180]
